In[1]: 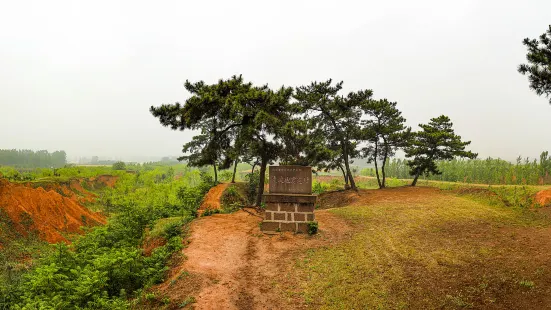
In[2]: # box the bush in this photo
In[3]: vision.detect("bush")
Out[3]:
[112,161,126,171]
[245,171,260,205]
[307,221,319,235]
[221,186,246,213]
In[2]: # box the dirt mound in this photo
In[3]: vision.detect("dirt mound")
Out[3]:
[200,183,230,211]
[0,179,105,244]
[536,188,551,206]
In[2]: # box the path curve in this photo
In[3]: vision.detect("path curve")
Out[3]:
[200,183,230,211]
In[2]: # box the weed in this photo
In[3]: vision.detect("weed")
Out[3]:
[519,280,535,288]
[179,296,196,308]
[446,294,473,308]
[202,208,221,216]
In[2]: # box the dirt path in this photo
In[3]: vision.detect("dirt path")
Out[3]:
[159,208,351,309]
[200,183,230,211]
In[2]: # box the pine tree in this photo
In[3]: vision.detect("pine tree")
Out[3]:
[518,25,551,104]
[405,115,477,186]
[362,99,411,188]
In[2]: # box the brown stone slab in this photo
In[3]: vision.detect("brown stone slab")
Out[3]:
[263,194,317,204]
[306,213,315,221]
[280,222,296,232]
[269,166,312,194]
[294,213,306,221]
[273,212,286,221]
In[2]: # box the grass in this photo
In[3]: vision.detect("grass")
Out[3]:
[297,188,551,309]
[149,217,190,239]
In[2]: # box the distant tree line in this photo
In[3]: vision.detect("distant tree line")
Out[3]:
[362,151,551,185]
[0,149,66,168]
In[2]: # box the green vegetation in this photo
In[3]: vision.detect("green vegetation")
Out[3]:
[0,149,66,168]
[0,164,215,309]
[220,184,246,213]
[111,161,126,170]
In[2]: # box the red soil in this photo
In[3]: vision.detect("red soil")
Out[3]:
[90,175,119,188]
[199,183,230,211]
[0,179,106,244]
[536,188,551,206]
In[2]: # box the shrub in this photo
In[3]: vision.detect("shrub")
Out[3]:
[245,171,260,205]
[221,186,245,213]
[307,221,319,235]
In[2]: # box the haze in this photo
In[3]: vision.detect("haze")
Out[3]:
[1,0,550,162]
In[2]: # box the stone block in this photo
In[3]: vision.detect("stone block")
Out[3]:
[265,202,279,211]
[273,212,286,221]
[294,213,306,222]
[280,222,296,232]
[279,203,296,212]
[306,213,315,221]
[261,221,280,232]
[263,194,317,204]
[297,223,309,234]
[265,211,273,220]
[297,203,315,213]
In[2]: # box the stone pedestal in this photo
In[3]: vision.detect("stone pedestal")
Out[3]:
[261,166,317,233]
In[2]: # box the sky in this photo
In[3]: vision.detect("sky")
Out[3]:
[1,0,550,162]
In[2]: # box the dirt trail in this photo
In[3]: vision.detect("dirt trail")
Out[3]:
[159,208,351,309]
[200,183,230,210]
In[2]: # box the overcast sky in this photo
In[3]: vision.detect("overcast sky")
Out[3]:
[1,0,550,162]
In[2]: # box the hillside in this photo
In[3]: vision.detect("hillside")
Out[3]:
[0,178,108,244]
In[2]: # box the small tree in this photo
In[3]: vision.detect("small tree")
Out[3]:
[362,99,411,188]
[112,161,126,170]
[518,25,551,104]
[405,115,477,186]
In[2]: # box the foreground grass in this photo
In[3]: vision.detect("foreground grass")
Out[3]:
[299,188,551,309]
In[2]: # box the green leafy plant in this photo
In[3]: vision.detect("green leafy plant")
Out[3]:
[307,221,319,235]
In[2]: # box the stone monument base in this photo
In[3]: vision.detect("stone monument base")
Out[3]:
[261,193,316,233]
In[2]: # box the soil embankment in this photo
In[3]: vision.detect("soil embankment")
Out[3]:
[0,178,109,243]
[536,188,551,206]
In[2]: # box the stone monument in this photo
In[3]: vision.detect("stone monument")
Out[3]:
[261,165,317,233]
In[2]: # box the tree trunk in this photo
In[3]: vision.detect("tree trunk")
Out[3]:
[339,164,349,188]
[255,158,268,206]
[411,171,421,186]
[342,143,357,190]
[373,141,382,188]
[231,158,238,183]
[381,151,388,189]
[213,163,218,183]
[251,161,257,174]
